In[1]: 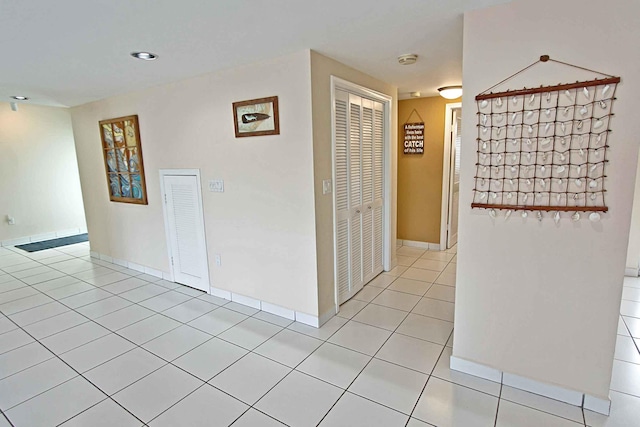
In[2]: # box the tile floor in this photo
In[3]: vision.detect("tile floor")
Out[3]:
[0,242,639,426]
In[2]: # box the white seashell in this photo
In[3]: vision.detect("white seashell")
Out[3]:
[480,100,488,108]
[507,192,513,199]
[528,125,534,134]
[571,212,580,221]
[545,109,552,117]
[492,192,498,199]
[511,112,518,124]
[482,141,487,150]
[545,123,552,134]
[546,92,551,102]
[529,94,536,105]
[579,148,585,157]
[580,105,588,116]
[526,178,532,186]
[557,179,563,185]
[541,138,551,146]
[560,137,567,146]
[564,89,573,101]
[539,179,546,187]
[563,107,571,116]
[526,111,534,119]
[599,100,607,109]
[597,134,603,144]
[481,178,486,186]
[561,122,566,134]
[496,97,503,107]
[541,165,546,172]
[523,166,529,173]
[512,96,518,105]
[595,150,600,158]
[482,126,489,134]
[497,154,503,163]
[495,140,502,149]
[511,139,518,146]
[583,87,589,99]
[523,194,529,202]
[527,152,532,161]
[557,165,566,173]
[480,192,487,200]
[556,193,562,203]
[577,120,584,130]
[554,211,561,224]
[509,179,514,186]
[497,127,503,136]
[512,154,517,163]
[505,210,512,220]
[494,166,500,174]
[526,138,532,146]
[575,178,582,186]
[591,193,597,201]
[522,211,528,218]
[481,114,488,125]
[589,212,601,222]
[559,153,566,162]
[590,164,598,173]
[511,166,517,174]
[481,153,487,160]
[537,211,543,222]
[496,114,504,123]
[602,84,610,97]
[589,180,598,189]
[482,165,488,172]
[489,209,497,218]
[593,119,604,130]
[573,193,580,200]
[576,165,582,175]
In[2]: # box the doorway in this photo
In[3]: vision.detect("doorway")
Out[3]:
[441,103,462,250]
[159,169,210,292]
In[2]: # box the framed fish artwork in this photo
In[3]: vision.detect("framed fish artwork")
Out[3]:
[232,96,280,137]
[98,115,148,204]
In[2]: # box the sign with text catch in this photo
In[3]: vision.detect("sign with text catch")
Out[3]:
[403,122,424,154]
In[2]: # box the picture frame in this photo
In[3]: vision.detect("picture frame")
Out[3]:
[98,115,148,205]
[232,96,280,137]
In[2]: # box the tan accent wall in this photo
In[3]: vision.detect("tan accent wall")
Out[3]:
[397,96,459,244]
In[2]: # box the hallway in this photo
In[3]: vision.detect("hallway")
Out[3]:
[0,243,638,426]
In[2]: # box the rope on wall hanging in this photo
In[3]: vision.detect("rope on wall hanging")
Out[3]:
[472,55,621,222]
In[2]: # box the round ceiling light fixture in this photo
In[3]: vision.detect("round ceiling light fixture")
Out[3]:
[10,95,29,100]
[438,85,463,99]
[398,54,418,65]
[130,51,158,61]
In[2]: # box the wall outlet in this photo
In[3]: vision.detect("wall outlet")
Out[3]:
[215,254,222,266]
[6,215,15,225]
[209,179,224,193]
[322,179,332,195]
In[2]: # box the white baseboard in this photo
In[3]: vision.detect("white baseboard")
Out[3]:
[398,239,440,250]
[91,251,168,280]
[450,355,610,415]
[1,227,85,247]
[231,293,261,310]
[625,267,638,277]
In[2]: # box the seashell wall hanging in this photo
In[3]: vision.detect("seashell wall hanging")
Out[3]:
[472,55,620,221]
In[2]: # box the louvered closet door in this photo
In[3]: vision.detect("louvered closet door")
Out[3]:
[163,175,209,292]
[335,90,385,305]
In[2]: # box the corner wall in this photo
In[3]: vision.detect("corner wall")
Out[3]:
[397,96,459,244]
[455,0,640,399]
[310,51,398,318]
[70,51,320,316]
[0,103,86,243]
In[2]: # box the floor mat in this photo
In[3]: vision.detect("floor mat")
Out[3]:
[15,233,89,252]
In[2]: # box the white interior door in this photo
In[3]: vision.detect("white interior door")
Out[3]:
[335,90,385,304]
[447,109,462,248]
[163,174,210,292]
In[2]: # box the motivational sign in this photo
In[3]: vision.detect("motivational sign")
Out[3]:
[403,122,424,154]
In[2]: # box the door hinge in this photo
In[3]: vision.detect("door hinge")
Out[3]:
[170,256,174,265]
[164,193,167,204]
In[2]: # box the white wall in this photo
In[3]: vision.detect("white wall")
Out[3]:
[0,103,86,243]
[70,51,321,316]
[456,0,640,399]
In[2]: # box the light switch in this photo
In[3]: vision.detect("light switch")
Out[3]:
[322,179,332,195]
[209,179,224,193]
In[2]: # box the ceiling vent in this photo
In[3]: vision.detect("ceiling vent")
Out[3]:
[398,54,418,65]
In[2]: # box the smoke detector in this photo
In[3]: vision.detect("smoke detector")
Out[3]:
[398,54,418,65]
[410,92,421,98]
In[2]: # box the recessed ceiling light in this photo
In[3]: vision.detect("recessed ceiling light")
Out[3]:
[130,51,158,61]
[438,86,463,99]
[11,95,28,100]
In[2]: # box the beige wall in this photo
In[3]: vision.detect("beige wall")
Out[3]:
[70,51,321,316]
[456,0,640,399]
[0,103,86,242]
[309,51,398,318]
[397,96,459,244]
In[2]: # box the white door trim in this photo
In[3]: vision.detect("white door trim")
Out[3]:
[330,76,393,313]
[440,102,462,251]
[158,168,211,292]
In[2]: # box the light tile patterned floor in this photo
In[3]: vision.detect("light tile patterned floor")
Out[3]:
[0,242,639,426]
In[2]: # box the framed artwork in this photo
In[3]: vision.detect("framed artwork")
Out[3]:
[232,96,280,137]
[99,115,148,204]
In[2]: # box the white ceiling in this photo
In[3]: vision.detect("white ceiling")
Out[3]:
[0,0,510,107]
